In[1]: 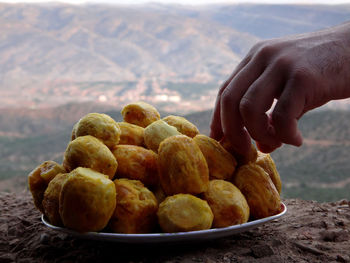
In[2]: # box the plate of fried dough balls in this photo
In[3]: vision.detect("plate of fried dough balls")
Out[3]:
[28,101,286,243]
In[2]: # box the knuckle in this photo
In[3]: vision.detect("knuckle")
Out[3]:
[221,88,233,106]
[239,96,255,117]
[290,67,312,85]
[274,55,293,71]
[257,43,277,61]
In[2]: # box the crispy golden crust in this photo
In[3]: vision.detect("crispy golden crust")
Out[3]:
[256,152,282,194]
[162,115,199,138]
[157,194,213,233]
[151,184,167,204]
[144,120,181,152]
[28,161,66,213]
[75,113,121,149]
[203,180,249,228]
[42,173,68,226]
[233,163,281,219]
[63,135,117,180]
[158,135,209,195]
[112,145,158,186]
[71,122,78,141]
[59,167,116,232]
[117,122,145,146]
[121,102,160,128]
[221,138,258,164]
[193,135,237,181]
[109,179,158,234]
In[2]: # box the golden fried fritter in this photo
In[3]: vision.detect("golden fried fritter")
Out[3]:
[162,115,199,138]
[203,180,249,228]
[112,145,158,186]
[28,161,66,213]
[121,101,160,128]
[117,122,145,146]
[59,167,116,232]
[144,120,181,152]
[233,163,281,219]
[109,179,158,234]
[221,138,258,164]
[256,152,282,194]
[75,113,121,149]
[193,135,237,181]
[63,135,117,180]
[157,194,213,233]
[158,135,209,195]
[151,184,167,204]
[42,173,68,226]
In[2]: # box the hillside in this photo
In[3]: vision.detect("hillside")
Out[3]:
[0,104,349,201]
[1,3,350,111]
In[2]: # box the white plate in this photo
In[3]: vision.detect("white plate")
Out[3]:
[42,202,286,244]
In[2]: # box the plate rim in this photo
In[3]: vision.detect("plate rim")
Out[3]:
[41,202,287,243]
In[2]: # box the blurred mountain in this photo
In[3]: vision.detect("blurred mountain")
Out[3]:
[0,3,350,111]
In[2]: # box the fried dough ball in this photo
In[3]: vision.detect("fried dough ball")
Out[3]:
[117,122,145,146]
[109,179,158,234]
[158,135,209,195]
[157,194,213,233]
[112,145,158,186]
[194,135,237,181]
[256,152,282,194]
[203,180,249,228]
[71,122,78,141]
[152,184,167,204]
[74,113,121,149]
[221,138,258,164]
[59,167,116,232]
[162,115,199,138]
[63,135,117,180]
[233,163,281,219]
[42,173,68,226]
[121,101,160,128]
[144,120,181,152]
[28,161,66,213]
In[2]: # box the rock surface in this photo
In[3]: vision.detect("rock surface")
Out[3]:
[1,191,349,263]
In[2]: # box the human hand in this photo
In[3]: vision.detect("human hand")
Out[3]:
[210,22,350,158]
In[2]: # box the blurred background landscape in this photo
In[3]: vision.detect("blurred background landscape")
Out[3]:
[0,2,350,202]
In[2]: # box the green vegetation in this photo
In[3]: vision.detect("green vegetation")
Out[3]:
[282,185,350,203]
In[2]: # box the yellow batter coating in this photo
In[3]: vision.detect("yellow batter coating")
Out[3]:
[158,135,209,195]
[112,145,158,186]
[42,173,68,226]
[144,120,181,152]
[28,160,66,213]
[121,101,160,128]
[162,115,199,138]
[193,135,237,181]
[63,135,117,180]
[74,113,121,149]
[59,167,116,232]
[109,179,158,234]
[221,138,258,164]
[203,180,249,228]
[256,152,282,194]
[233,163,281,219]
[157,194,213,233]
[117,122,145,146]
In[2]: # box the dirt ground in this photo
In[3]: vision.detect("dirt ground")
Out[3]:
[1,191,349,263]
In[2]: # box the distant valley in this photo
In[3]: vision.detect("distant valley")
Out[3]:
[1,3,350,112]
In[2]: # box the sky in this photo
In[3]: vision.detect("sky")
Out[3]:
[1,0,350,4]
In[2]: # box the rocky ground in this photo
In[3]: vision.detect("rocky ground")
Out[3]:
[0,191,349,263]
